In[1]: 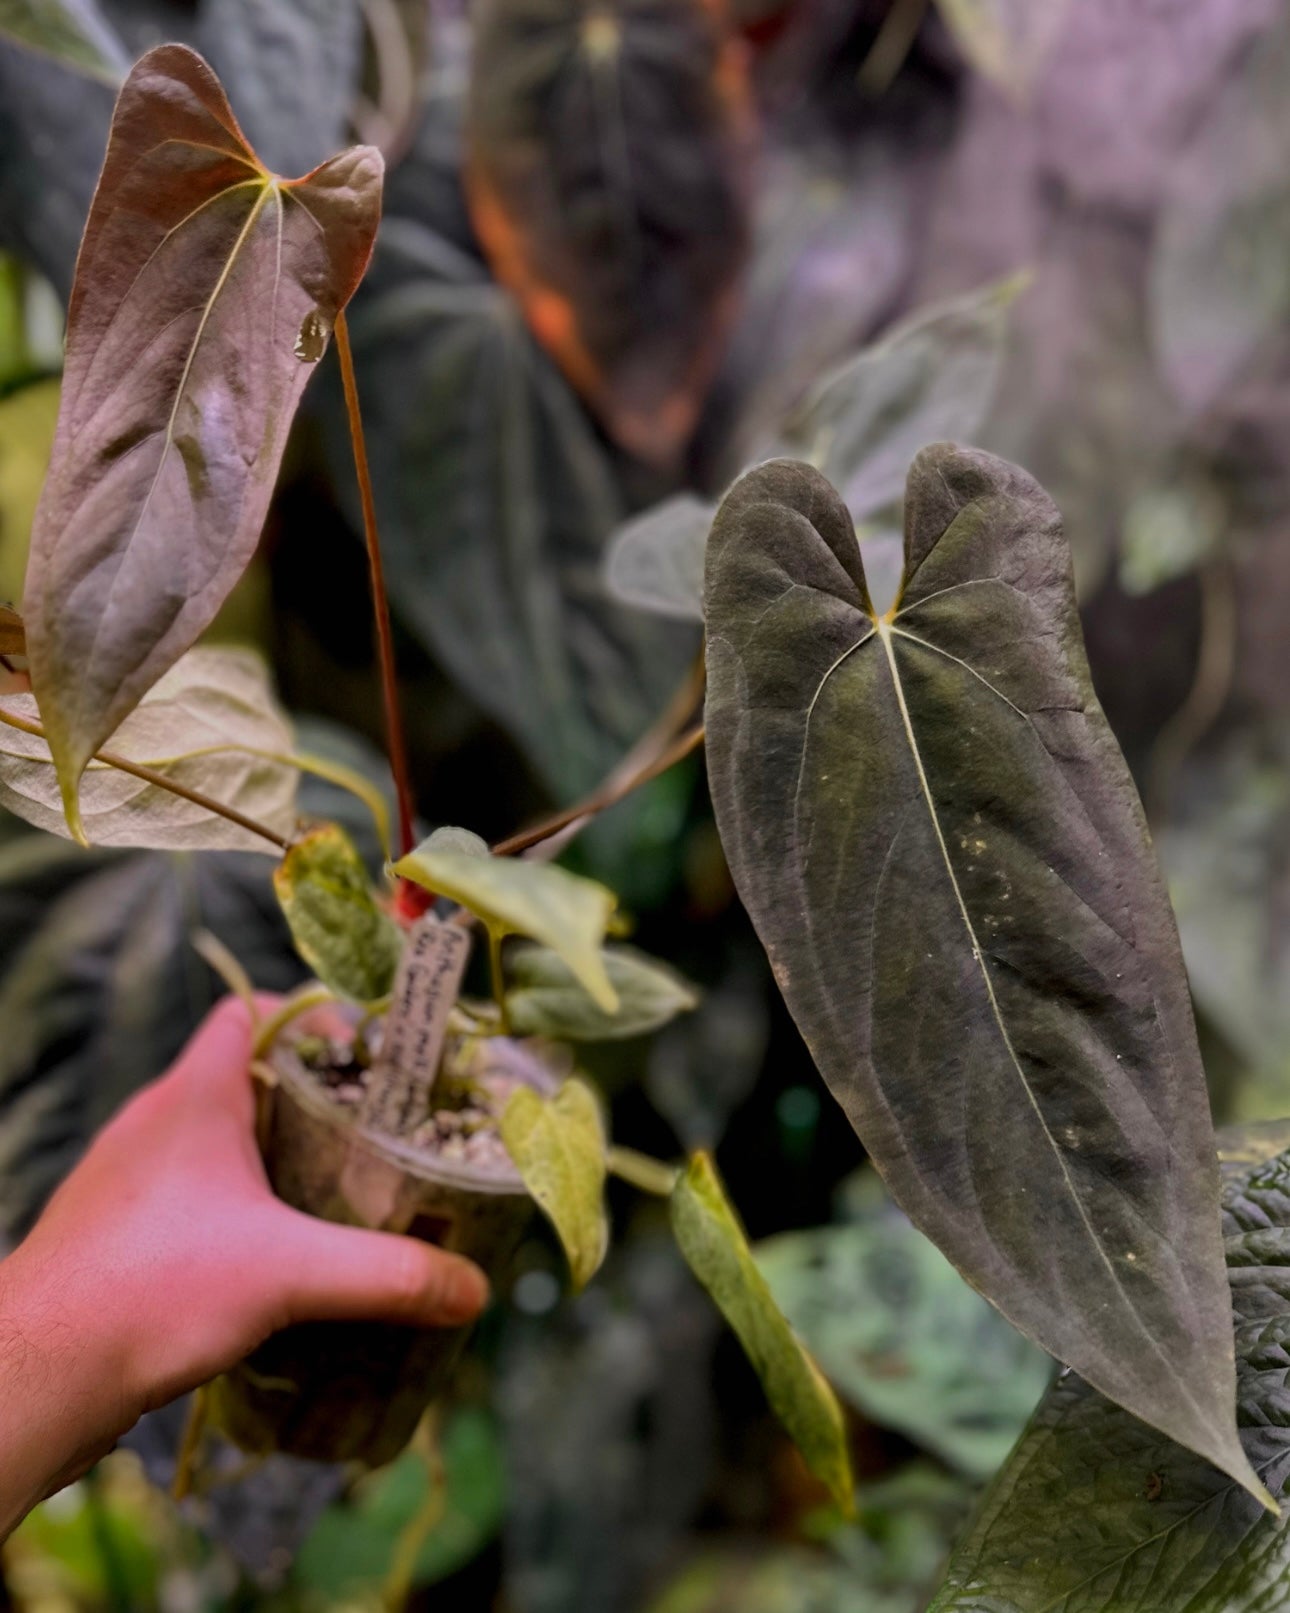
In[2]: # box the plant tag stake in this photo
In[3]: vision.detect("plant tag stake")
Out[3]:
[360,915,472,1136]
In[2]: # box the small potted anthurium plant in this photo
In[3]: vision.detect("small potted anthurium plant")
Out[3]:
[3,36,1286,1592]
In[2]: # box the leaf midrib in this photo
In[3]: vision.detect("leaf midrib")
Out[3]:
[872,616,1214,1431]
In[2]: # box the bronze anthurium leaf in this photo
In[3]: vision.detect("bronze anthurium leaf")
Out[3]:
[22,43,383,841]
[464,0,754,466]
[703,446,1268,1505]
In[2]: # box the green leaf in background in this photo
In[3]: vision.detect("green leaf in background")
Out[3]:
[343,222,697,797]
[703,447,1265,1503]
[671,1151,855,1514]
[755,1176,1051,1479]
[603,277,1022,624]
[501,1077,609,1290]
[935,0,1070,98]
[0,0,125,82]
[0,378,59,608]
[0,646,300,852]
[296,1408,505,1596]
[196,0,362,176]
[21,45,382,839]
[395,841,619,1011]
[1150,9,1290,415]
[927,1124,1290,1612]
[505,942,698,1042]
[273,822,402,1004]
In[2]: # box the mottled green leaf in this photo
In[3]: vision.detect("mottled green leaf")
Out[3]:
[704,448,1263,1502]
[501,1077,609,1290]
[273,822,402,1003]
[935,0,1069,97]
[671,1151,854,1513]
[505,943,697,1042]
[756,1177,1050,1478]
[22,45,382,838]
[928,1128,1290,1611]
[0,646,300,852]
[0,0,124,81]
[395,841,619,1011]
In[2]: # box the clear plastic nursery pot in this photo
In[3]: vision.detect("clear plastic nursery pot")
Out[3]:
[210,1036,547,1465]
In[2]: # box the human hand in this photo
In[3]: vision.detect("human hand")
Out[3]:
[0,995,488,1533]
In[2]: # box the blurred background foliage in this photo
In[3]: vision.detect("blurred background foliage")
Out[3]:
[3,0,1290,1606]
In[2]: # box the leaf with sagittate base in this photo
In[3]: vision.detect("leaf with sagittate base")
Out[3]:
[703,447,1265,1504]
[929,1126,1290,1610]
[501,1077,608,1290]
[671,1151,854,1514]
[21,44,382,841]
[273,823,402,1004]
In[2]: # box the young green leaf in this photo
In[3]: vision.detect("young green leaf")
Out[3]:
[21,45,382,841]
[393,842,619,1012]
[0,645,299,851]
[704,448,1266,1504]
[671,1151,854,1514]
[505,942,698,1042]
[928,1128,1290,1611]
[500,1077,608,1290]
[0,0,126,83]
[273,823,402,1004]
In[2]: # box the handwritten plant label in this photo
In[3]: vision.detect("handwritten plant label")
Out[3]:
[360,915,472,1135]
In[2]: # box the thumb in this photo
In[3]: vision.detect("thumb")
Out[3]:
[271,1209,491,1329]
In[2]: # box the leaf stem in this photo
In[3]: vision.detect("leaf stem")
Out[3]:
[334,310,418,865]
[0,705,290,851]
[607,1146,679,1197]
[253,985,341,1059]
[493,722,705,857]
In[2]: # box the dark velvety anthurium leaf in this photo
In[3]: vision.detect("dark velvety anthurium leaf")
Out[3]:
[928,1125,1290,1611]
[22,44,383,839]
[703,446,1264,1503]
[463,0,753,466]
[0,0,125,81]
[343,219,696,795]
[196,0,362,177]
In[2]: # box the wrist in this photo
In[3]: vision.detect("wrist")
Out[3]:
[0,1245,137,1538]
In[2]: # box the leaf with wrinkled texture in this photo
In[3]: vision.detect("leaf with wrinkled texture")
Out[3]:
[935,0,1070,97]
[928,1126,1290,1611]
[273,822,402,1003]
[671,1151,854,1514]
[464,0,752,465]
[197,0,362,176]
[21,44,382,838]
[342,221,696,796]
[756,1178,1050,1478]
[1150,10,1290,416]
[505,942,697,1042]
[703,446,1264,1503]
[501,1077,608,1290]
[0,0,124,81]
[0,645,299,852]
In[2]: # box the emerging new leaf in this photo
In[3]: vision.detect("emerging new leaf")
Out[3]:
[671,1151,854,1514]
[22,45,383,840]
[273,823,402,1004]
[505,942,698,1042]
[0,645,298,851]
[394,842,619,1012]
[703,447,1266,1503]
[501,1077,608,1290]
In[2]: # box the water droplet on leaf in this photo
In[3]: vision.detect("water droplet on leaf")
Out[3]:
[294,309,330,363]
